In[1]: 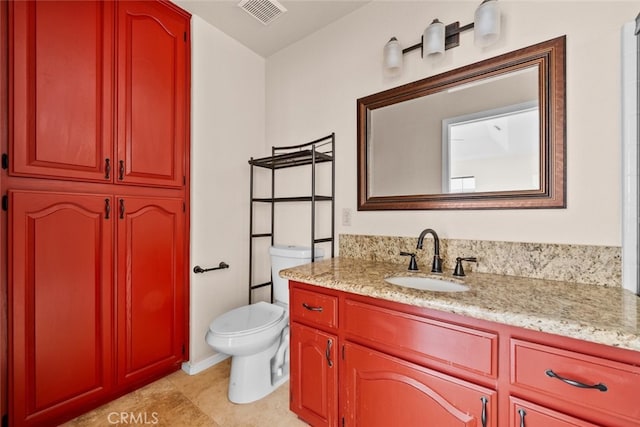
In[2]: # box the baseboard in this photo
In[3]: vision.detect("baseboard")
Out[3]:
[181,353,230,375]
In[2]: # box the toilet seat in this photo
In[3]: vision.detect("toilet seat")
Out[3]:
[209,301,285,337]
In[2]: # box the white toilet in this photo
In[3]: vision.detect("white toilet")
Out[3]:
[206,244,324,404]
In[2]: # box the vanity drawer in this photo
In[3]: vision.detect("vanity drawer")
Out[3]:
[511,339,640,424]
[510,397,599,427]
[290,287,338,330]
[344,299,498,377]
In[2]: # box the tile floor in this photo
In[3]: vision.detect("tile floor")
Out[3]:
[63,359,308,427]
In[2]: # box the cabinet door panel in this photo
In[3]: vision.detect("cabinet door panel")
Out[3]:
[116,1,187,188]
[344,342,496,427]
[290,322,338,427]
[116,196,185,384]
[9,0,113,181]
[9,191,113,425]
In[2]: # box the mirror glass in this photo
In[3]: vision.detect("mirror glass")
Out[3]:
[358,37,565,210]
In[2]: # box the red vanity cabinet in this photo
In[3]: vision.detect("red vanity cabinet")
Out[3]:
[289,281,640,427]
[341,296,498,427]
[289,281,498,427]
[290,285,339,427]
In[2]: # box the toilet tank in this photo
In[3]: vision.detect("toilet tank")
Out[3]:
[270,245,324,305]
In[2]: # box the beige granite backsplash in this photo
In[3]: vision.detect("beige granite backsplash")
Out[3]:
[338,234,622,287]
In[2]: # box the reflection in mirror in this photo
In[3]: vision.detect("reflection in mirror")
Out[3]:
[358,36,565,210]
[443,99,539,194]
[369,67,539,197]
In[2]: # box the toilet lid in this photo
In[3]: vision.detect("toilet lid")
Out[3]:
[209,301,285,337]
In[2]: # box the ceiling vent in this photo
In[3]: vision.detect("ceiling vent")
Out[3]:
[238,0,287,26]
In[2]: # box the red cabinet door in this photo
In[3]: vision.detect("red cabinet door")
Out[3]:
[9,0,114,182]
[116,1,188,188]
[343,342,497,427]
[290,322,338,427]
[9,190,114,426]
[116,196,185,385]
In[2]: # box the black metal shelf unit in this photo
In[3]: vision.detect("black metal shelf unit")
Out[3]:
[248,133,335,303]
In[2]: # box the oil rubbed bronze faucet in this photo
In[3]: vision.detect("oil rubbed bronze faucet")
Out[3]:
[416,228,443,273]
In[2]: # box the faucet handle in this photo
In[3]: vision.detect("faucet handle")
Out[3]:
[400,251,419,271]
[453,257,477,277]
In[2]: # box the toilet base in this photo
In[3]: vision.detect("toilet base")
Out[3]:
[228,339,290,404]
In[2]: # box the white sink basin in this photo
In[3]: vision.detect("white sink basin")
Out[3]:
[385,276,469,292]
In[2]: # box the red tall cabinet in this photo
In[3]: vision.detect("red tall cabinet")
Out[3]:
[4,1,191,425]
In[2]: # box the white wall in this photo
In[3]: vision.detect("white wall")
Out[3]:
[622,18,639,292]
[266,1,639,247]
[185,1,638,368]
[188,16,265,367]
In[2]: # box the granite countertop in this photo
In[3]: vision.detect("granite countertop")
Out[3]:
[280,257,640,352]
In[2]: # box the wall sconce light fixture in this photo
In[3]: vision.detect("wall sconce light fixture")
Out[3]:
[383,0,501,74]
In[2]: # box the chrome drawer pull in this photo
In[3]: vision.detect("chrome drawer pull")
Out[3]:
[302,302,323,312]
[545,369,608,392]
[518,408,526,427]
[480,396,488,427]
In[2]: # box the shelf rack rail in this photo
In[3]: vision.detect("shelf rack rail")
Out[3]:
[248,133,335,303]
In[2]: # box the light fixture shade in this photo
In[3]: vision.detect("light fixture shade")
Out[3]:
[383,37,403,74]
[474,0,501,47]
[423,19,445,57]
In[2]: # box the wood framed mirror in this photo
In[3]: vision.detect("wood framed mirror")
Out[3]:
[357,36,566,210]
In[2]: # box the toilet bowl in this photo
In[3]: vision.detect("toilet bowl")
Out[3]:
[205,245,324,404]
[206,301,289,403]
